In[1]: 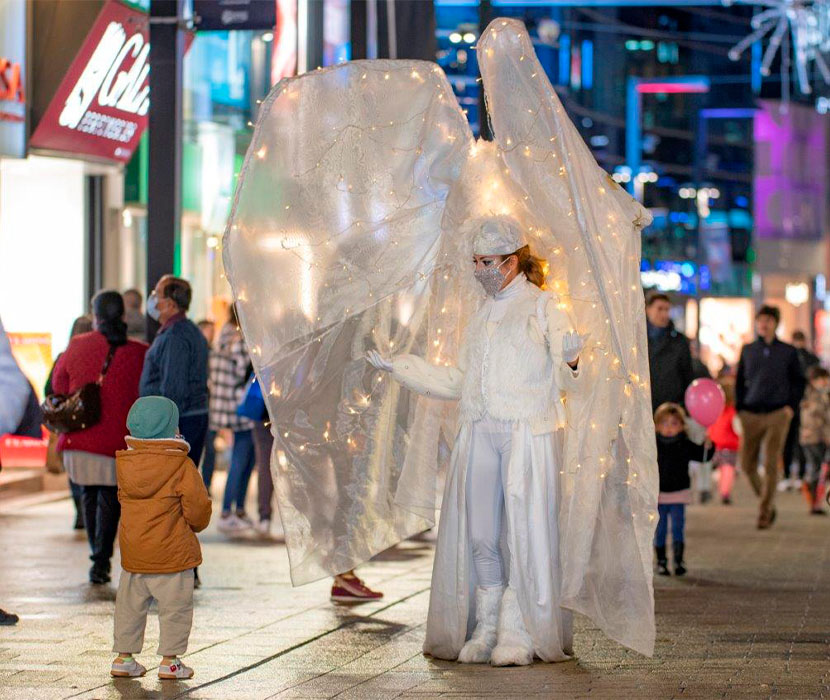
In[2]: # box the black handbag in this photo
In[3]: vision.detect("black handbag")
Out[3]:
[41,345,116,434]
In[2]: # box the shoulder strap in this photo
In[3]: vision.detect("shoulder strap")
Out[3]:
[97,345,117,385]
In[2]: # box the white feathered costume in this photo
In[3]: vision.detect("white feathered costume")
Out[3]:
[223,18,659,659]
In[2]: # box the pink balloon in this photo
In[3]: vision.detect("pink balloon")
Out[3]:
[684,379,726,427]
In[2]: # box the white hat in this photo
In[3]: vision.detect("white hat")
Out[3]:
[470,216,523,256]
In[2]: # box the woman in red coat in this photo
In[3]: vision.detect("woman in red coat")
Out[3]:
[52,291,147,584]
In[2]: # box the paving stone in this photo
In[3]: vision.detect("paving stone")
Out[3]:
[1,479,829,698]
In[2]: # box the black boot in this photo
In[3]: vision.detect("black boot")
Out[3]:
[673,542,686,576]
[655,546,670,576]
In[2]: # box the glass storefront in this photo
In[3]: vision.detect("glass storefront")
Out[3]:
[119,29,275,323]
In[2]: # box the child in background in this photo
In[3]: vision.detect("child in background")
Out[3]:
[110,397,212,680]
[708,377,740,505]
[799,366,830,515]
[654,403,709,577]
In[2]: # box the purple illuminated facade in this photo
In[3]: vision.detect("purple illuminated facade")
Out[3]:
[754,100,828,241]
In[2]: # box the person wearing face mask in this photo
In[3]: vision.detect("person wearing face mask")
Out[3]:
[367,216,586,666]
[140,277,210,467]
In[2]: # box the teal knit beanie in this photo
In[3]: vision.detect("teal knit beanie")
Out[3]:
[126,396,179,440]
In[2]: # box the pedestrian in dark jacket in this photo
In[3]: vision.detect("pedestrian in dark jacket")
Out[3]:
[736,305,804,530]
[646,292,694,412]
[798,365,830,515]
[52,291,148,584]
[654,402,709,577]
[140,276,209,466]
[784,330,821,486]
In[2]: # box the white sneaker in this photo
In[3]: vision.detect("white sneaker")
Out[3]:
[158,658,194,680]
[792,478,803,490]
[111,656,146,678]
[236,512,254,528]
[217,514,252,534]
[777,478,791,492]
[256,519,271,535]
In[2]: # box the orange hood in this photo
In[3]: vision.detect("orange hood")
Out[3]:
[117,437,192,499]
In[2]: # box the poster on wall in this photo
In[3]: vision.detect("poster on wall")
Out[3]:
[0,333,51,467]
[0,0,27,157]
[8,332,52,400]
[30,0,150,162]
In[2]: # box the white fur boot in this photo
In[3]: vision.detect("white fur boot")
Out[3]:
[457,585,504,663]
[490,587,534,666]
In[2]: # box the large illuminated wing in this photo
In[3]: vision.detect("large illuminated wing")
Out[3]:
[224,60,473,584]
[478,19,658,656]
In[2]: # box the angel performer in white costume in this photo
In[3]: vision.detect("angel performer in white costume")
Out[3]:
[368,216,586,664]
[223,18,659,665]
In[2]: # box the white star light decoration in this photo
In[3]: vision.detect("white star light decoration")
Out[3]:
[726,0,830,97]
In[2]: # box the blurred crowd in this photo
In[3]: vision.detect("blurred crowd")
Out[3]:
[646,291,827,578]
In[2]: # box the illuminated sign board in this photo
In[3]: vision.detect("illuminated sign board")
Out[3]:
[641,260,711,296]
[30,0,149,162]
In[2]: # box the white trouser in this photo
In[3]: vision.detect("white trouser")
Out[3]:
[466,416,513,589]
[113,570,195,657]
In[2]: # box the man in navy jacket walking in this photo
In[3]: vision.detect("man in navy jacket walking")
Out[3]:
[736,305,805,529]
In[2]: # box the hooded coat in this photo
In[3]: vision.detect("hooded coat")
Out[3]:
[115,437,212,574]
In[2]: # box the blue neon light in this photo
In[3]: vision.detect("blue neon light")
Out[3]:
[581,39,593,90]
[559,35,570,86]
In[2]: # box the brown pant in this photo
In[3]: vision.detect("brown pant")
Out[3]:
[738,408,792,519]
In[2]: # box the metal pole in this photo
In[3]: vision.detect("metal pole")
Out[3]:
[147,0,183,339]
[625,76,640,198]
[478,0,492,141]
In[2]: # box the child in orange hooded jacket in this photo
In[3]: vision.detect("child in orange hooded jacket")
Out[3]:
[110,396,211,681]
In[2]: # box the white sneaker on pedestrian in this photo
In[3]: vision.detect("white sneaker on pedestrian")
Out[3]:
[236,511,254,527]
[792,478,803,490]
[111,656,146,678]
[217,514,252,534]
[777,478,791,492]
[158,658,194,680]
[256,518,271,535]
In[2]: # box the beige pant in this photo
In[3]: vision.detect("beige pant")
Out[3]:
[738,408,792,519]
[113,570,194,656]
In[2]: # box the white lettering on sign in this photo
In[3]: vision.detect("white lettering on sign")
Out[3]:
[58,21,149,137]
[641,270,682,292]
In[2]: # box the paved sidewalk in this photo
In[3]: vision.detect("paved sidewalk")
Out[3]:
[0,478,828,699]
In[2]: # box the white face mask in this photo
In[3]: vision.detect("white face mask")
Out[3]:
[146,292,161,322]
[474,257,509,297]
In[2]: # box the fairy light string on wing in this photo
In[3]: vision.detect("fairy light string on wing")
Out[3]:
[226,48,656,525]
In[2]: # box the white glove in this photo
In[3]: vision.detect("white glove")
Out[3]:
[562,331,588,365]
[366,350,394,373]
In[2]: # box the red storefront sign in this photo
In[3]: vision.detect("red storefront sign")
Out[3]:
[30,0,150,163]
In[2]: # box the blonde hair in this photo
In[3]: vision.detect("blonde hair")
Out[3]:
[654,402,687,429]
[512,245,546,289]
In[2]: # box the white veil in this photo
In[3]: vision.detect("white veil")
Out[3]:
[224,18,658,656]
